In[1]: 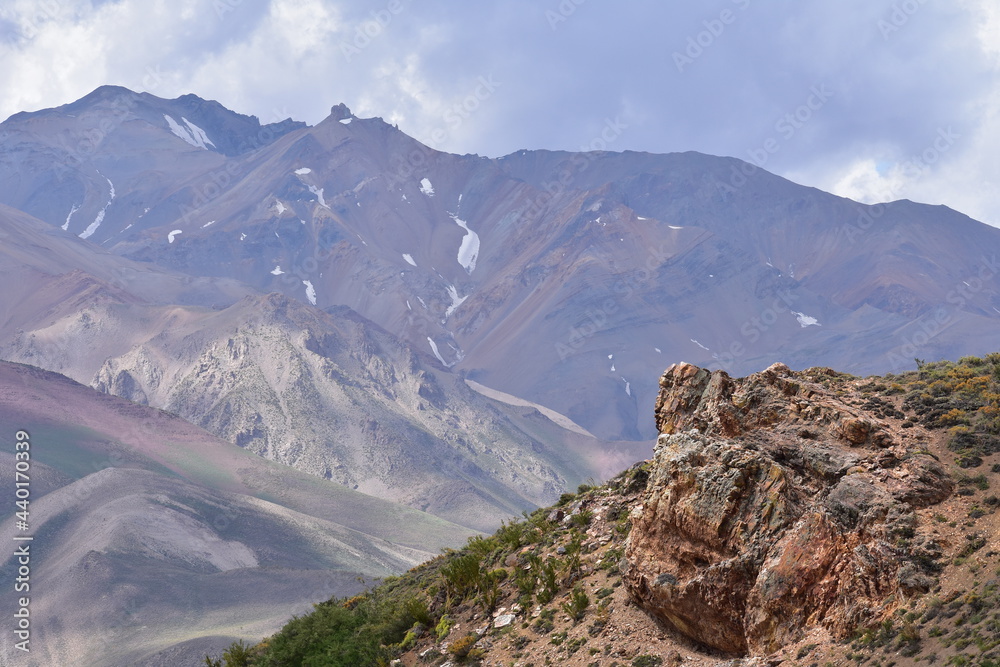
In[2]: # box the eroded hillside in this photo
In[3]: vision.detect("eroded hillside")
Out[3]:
[210,356,1000,667]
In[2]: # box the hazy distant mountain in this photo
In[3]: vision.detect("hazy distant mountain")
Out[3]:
[4,86,998,442]
[0,361,472,667]
[0,204,641,530]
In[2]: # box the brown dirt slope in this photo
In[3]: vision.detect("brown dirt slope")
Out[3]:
[223,356,1000,667]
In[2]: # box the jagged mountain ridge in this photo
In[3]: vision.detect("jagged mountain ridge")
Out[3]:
[4,87,1000,443]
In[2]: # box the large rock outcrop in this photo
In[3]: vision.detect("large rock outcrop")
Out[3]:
[623,362,952,656]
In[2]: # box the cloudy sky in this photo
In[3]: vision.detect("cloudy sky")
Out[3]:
[2,0,998,225]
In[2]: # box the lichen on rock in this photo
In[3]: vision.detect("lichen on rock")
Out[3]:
[623,362,953,656]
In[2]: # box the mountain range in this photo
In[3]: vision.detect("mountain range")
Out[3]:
[2,86,1000,665]
[3,86,1000,446]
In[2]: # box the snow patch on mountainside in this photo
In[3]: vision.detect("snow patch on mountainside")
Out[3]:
[168,230,183,243]
[202,220,216,228]
[183,117,215,148]
[295,167,312,175]
[450,214,480,273]
[793,311,820,327]
[445,285,467,319]
[308,185,329,209]
[427,337,451,367]
[402,253,417,267]
[303,280,317,305]
[271,266,284,275]
[339,118,352,125]
[62,204,80,231]
[275,200,286,214]
[691,339,710,351]
[164,115,214,149]
[419,178,434,196]
[80,176,115,240]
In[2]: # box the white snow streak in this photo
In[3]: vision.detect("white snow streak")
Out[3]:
[294,168,312,175]
[62,204,80,231]
[271,266,284,275]
[80,176,115,240]
[419,178,434,196]
[427,337,450,366]
[183,118,215,148]
[690,339,710,351]
[450,214,480,273]
[303,280,317,305]
[339,118,352,125]
[167,229,183,243]
[202,220,216,228]
[275,200,286,214]
[402,253,417,267]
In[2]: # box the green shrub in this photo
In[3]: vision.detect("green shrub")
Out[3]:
[632,655,663,667]
[436,614,454,641]
[448,633,483,662]
[536,557,559,604]
[441,552,483,601]
[203,640,254,667]
[562,585,590,623]
[478,568,505,611]
[252,599,384,666]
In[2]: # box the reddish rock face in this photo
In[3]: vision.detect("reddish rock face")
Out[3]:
[624,362,952,656]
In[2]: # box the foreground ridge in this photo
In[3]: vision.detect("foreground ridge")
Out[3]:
[211,356,1000,666]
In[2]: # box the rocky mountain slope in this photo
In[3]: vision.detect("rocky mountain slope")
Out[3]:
[216,356,1000,666]
[0,203,645,531]
[4,87,1000,444]
[0,360,475,667]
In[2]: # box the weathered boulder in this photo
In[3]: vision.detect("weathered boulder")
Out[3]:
[624,362,953,656]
